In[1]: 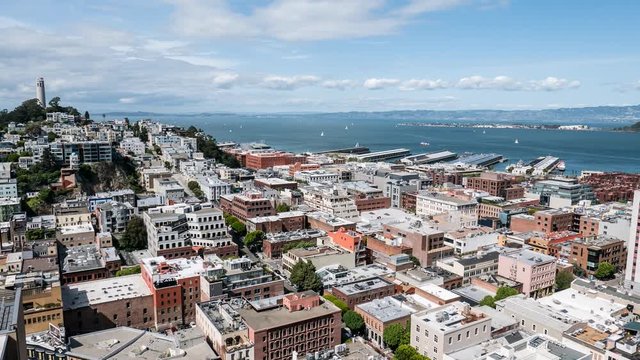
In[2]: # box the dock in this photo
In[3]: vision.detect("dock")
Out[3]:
[355,148,411,162]
[400,150,457,166]
[449,153,504,167]
[317,146,370,155]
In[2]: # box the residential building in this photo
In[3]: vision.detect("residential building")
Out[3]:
[263,229,325,259]
[627,190,640,292]
[415,191,478,227]
[301,186,359,221]
[0,179,17,199]
[341,181,391,212]
[294,170,340,184]
[245,151,306,170]
[0,198,20,222]
[53,202,91,227]
[140,256,208,330]
[220,192,275,222]
[355,297,412,349]
[60,245,121,284]
[436,251,500,285]
[195,298,255,360]
[87,189,136,212]
[306,211,357,233]
[119,137,146,156]
[443,226,500,255]
[410,301,492,360]
[95,201,135,233]
[62,274,154,335]
[327,227,367,266]
[56,223,95,248]
[49,141,113,164]
[196,175,232,201]
[282,245,355,275]
[254,177,298,191]
[465,172,524,200]
[330,277,395,309]
[497,249,556,298]
[199,255,284,301]
[246,211,306,233]
[570,235,626,276]
[238,291,341,360]
[153,178,184,204]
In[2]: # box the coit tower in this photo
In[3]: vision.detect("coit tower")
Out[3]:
[36,77,46,108]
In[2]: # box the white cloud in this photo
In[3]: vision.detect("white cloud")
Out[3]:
[322,80,357,90]
[456,75,580,91]
[260,75,320,90]
[399,78,448,90]
[119,97,137,104]
[363,78,401,90]
[212,73,240,89]
[167,0,478,41]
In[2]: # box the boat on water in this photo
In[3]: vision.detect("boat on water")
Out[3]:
[320,131,324,137]
[345,126,349,130]
[556,160,566,171]
[514,139,519,144]
[482,130,486,134]
[355,142,359,147]
[420,142,430,146]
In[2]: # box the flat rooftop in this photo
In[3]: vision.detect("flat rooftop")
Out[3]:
[57,223,94,235]
[417,283,460,302]
[500,249,556,266]
[333,277,393,295]
[239,298,340,331]
[141,256,206,283]
[265,228,325,243]
[417,301,489,332]
[62,274,151,310]
[357,297,411,323]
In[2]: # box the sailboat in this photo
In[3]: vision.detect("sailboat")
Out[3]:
[320,131,324,137]
[355,142,359,147]
[482,130,486,134]
[345,126,349,130]
[514,139,519,144]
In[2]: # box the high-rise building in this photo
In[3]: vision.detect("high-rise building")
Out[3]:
[36,77,46,108]
[625,190,640,290]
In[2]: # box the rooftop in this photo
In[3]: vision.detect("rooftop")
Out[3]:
[416,301,489,332]
[333,277,393,295]
[417,283,460,302]
[356,297,411,323]
[62,274,151,310]
[239,296,340,331]
[265,228,325,243]
[141,256,207,284]
[62,245,107,273]
[500,248,556,266]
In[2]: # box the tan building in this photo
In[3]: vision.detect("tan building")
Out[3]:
[570,235,626,275]
[19,276,64,335]
[466,172,524,200]
[355,297,412,349]
[411,302,492,360]
[56,224,95,248]
[220,192,275,222]
[62,275,155,336]
[330,277,395,309]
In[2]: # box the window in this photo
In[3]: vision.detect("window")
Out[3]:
[448,337,452,345]
[457,334,461,341]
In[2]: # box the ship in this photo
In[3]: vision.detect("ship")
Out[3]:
[420,142,430,146]
[320,131,324,137]
[514,139,519,144]
[556,160,566,171]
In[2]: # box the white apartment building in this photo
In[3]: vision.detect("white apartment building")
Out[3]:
[411,302,492,360]
[197,176,232,201]
[119,137,146,156]
[301,186,359,221]
[416,192,478,226]
[186,207,231,248]
[0,179,18,198]
[625,190,640,291]
[294,170,340,184]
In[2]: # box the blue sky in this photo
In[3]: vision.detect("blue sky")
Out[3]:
[0,0,639,113]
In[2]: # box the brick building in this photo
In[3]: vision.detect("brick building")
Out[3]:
[570,235,627,276]
[466,172,524,200]
[246,211,306,234]
[220,192,275,222]
[245,151,306,170]
[330,277,396,309]
[262,229,325,259]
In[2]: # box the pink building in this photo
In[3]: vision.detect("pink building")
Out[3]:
[497,249,556,299]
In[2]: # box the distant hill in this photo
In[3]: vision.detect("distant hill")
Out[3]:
[105,104,640,123]
[614,120,640,132]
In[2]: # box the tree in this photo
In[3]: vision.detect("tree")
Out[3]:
[276,203,290,213]
[555,271,574,291]
[244,230,264,251]
[323,294,349,314]
[118,216,147,251]
[343,310,364,334]
[394,344,429,360]
[573,263,586,278]
[495,286,519,301]
[188,180,204,199]
[409,255,421,267]
[594,261,616,280]
[289,260,323,292]
[479,295,496,308]
[47,131,58,142]
[116,265,141,276]
[84,111,90,120]
[230,221,246,237]
[48,97,61,109]
[383,323,410,351]
[164,161,172,170]
[40,148,59,172]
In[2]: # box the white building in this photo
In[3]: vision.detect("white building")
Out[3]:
[294,170,340,184]
[0,179,18,199]
[411,302,492,360]
[444,227,500,255]
[626,190,640,291]
[153,178,184,205]
[416,191,478,227]
[119,137,146,156]
[301,186,359,221]
[197,176,232,201]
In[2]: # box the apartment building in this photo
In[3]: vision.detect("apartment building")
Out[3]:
[282,246,355,276]
[410,302,492,360]
[95,201,135,233]
[263,229,325,259]
[49,141,113,164]
[246,211,306,234]
[220,192,275,222]
[415,192,478,227]
[330,277,396,309]
[327,227,367,266]
[465,172,524,200]
[436,251,500,285]
[569,235,626,276]
[196,175,232,201]
[497,249,556,298]
[301,186,359,221]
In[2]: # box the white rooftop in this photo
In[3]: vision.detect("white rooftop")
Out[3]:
[62,274,151,310]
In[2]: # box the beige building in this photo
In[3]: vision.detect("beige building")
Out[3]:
[56,224,95,248]
[282,245,355,276]
[410,301,491,360]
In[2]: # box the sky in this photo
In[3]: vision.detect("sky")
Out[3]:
[0,0,639,113]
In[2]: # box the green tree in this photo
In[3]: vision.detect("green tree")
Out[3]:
[289,261,323,292]
[495,287,519,301]
[383,323,410,351]
[153,145,162,155]
[40,148,59,172]
[25,123,42,137]
[164,161,172,170]
[244,230,264,251]
[118,216,147,251]
[84,111,90,120]
[343,310,364,334]
[188,180,204,199]
[230,221,246,236]
[276,203,291,213]
[555,271,574,291]
[47,131,58,142]
[594,261,616,280]
[323,294,349,314]
[409,255,421,267]
[115,265,141,276]
[573,263,586,277]
[283,240,316,252]
[394,344,429,360]
[479,295,496,308]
